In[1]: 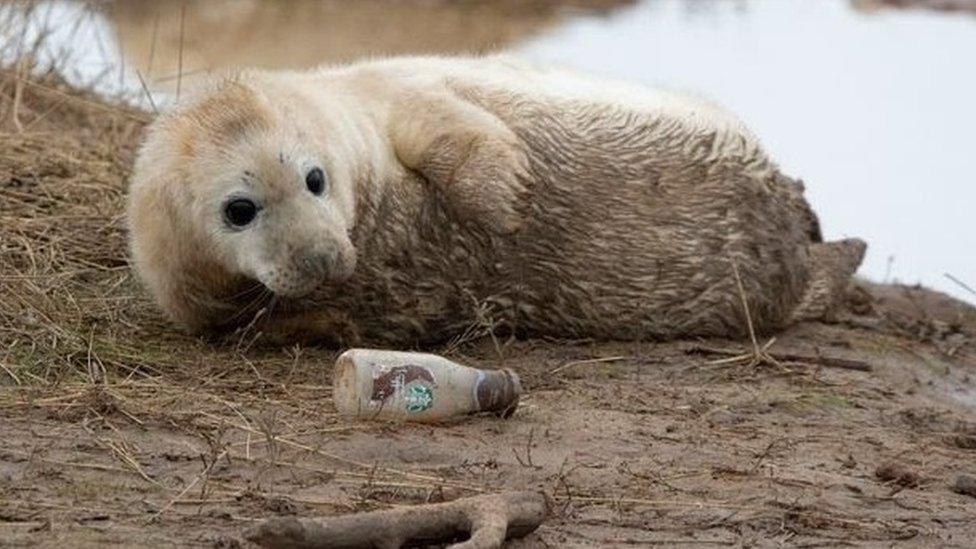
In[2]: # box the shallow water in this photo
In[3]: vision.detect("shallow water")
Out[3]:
[518,0,976,304]
[3,0,974,302]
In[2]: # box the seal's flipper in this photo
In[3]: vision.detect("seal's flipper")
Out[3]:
[389,90,528,235]
[790,238,867,323]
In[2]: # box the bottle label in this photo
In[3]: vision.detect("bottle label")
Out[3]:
[370,364,437,413]
[404,383,434,412]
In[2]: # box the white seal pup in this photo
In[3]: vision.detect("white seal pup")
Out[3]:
[126,55,865,344]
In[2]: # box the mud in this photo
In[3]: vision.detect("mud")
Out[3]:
[1,281,975,547]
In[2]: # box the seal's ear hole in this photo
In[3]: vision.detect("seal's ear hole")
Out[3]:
[225,198,259,227]
[306,167,327,196]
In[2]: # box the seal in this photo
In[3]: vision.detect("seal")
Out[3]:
[126,55,866,344]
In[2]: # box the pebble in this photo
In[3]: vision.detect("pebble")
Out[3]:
[952,474,976,498]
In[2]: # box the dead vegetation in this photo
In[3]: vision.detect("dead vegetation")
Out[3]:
[2,54,976,547]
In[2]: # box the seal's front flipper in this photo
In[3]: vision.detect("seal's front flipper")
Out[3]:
[790,238,868,323]
[389,92,528,235]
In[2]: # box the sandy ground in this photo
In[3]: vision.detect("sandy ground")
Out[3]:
[2,66,976,548]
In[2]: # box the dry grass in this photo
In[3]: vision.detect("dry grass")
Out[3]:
[0,5,236,390]
[0,61,152,384]
[0,59,501,544]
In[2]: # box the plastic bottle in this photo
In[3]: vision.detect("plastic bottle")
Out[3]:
[332,349,521,422]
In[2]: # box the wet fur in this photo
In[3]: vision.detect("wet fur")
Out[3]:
[127,55,865,345]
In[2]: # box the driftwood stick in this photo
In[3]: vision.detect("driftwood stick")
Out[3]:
[685,346,873,372]
[772,352,873,372]
[246,491,547,549]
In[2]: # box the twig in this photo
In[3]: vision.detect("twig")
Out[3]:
[7,448,141,478]
[147,10,160,77]
[104,438,164,488]
[773,352,873,372]
[512,427,541,469]
[750,438,786,473]
[686,345,872,372]
[704,258,788,371]
[730,258,760,356]
[10,77,150,122]
[176,3,186,102]
[10,57,26,132]
[945,273,976,298]
[0,361,21,385]
[550,355,628,374]
[136,70,159,114]
[148,449,227,522]
[554,494,758,511]
[247,491,547,549]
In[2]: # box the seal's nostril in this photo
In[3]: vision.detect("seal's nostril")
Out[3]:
[298,252,333,277]
[317,252,335,274]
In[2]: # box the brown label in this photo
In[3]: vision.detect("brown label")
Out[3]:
[370,364,435,403]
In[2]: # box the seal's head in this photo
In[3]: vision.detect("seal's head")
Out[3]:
[127,77,358,330]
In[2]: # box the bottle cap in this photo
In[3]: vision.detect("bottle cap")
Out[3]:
[476,368,521,418]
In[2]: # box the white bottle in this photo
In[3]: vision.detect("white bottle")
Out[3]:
[332,349,521,422]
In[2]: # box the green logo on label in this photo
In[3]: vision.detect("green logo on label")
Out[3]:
[404,383,434,412]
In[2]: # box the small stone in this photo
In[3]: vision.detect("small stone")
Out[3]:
[952,474,976,498]
[951,434,976,450]
[265,496,299,515]
[707,409,741,425]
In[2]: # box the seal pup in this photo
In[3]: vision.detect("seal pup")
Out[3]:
[127,55,865,344]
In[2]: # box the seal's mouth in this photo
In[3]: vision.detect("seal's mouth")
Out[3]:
[259,274,325,299]
[258,265,354,299]
[251,243,357,299]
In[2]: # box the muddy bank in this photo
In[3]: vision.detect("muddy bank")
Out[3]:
[64,0,633,94]
[853,0,976,14]
[1,64,976,547]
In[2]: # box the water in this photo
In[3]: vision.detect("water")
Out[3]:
[3,0,974,303]
[518,0,976,303]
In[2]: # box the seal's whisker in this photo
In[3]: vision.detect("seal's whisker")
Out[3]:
[225,282,266,302]
[226,288,273,325]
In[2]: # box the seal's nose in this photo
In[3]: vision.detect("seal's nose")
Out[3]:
[297,251,335,279]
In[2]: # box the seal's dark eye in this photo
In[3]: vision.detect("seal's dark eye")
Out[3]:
[225,198,258,227]
[306,167,326,195]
